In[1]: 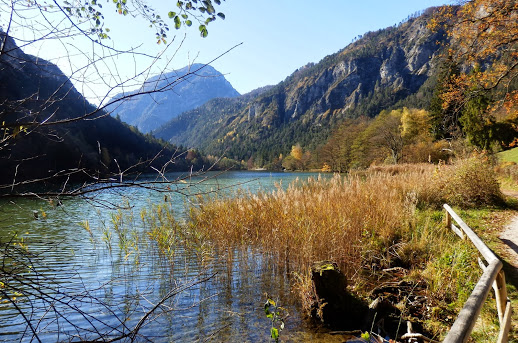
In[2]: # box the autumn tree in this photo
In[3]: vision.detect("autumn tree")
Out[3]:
[318,117,368,172]
[362,109,405,165]
[281,144,312,171]
[290,143,304,161]
[430,0,518,148]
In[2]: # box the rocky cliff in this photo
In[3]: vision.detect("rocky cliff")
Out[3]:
[154,8,447,163]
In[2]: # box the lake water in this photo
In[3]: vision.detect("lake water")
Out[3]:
[0,171,349,342]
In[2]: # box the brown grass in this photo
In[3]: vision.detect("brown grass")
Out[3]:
[189,173,414,280]
[154,156,505,338]
[187,156,503,282]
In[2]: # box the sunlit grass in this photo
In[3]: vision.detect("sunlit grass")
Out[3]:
[498,147,518,163]
[176,156,506,339]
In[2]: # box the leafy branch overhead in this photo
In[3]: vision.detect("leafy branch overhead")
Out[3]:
[48,0,225,43]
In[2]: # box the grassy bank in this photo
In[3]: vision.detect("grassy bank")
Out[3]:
[154,155,510,340]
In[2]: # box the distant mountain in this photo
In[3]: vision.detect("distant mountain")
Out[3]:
[108,64,240,133]
[154,8,448,164]
[0,31,204,189]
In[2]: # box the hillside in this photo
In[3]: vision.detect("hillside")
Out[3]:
[0,31,204,191]
[154,8,447,165]
[108,64,240,133]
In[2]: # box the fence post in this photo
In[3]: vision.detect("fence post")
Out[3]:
[494,271,508,325]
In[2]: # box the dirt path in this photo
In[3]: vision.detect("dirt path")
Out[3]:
[500,216,518,269]
[500,190,518,275]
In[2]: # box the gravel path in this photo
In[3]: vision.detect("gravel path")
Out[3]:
[500,190,518,271]
[500,216,518,269]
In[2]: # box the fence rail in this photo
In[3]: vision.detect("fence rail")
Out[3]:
[443,204,512,343]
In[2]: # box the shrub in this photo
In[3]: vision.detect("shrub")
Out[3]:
[436,155,504,208]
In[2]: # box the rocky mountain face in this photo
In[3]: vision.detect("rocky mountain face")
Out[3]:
[154,8,448,163]
[108,64,239,133]
[0,31,196,188]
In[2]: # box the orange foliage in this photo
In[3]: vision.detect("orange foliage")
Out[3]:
[436,0,518,113]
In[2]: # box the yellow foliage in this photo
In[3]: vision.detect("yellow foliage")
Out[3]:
[321,163,332,172]
[290,144,303,160]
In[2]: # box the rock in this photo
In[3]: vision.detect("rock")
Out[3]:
[310,261,367,329]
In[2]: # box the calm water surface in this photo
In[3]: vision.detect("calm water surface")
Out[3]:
[0,171,348,342]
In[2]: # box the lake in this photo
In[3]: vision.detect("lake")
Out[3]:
[0,171,349,342]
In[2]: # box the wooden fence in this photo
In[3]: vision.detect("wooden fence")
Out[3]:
[443,204,512,343]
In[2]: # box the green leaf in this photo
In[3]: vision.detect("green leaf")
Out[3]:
[181,14,188,19]
[206,4,215,14]
[217,12,225,19]
[174,16,181,29]
[270,327,279,340]
[168,11,176,18]
[185,20,192,26]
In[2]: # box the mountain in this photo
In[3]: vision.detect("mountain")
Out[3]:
[0,31,204,190]
[108,64,240,133]
[154,8,447,165]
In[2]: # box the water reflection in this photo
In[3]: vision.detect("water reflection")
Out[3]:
[0,171,348,342]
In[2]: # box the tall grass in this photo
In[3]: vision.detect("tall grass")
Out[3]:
[188,156,503,281]
[189,173,414,281]
[129,156,503,338]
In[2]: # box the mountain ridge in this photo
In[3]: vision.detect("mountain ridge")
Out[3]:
[154,8,447,165]
[108,63,240,133]
[0,32,205,189]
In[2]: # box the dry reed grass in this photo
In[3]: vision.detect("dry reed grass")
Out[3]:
[189,173,411,281]
[187,156,503,280]
[141,156,504,338]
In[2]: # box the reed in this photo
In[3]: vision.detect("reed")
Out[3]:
[189,172,418,281]
[181,156,505,337]
[188,156,503,279]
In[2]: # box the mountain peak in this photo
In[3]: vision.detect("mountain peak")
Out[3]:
[108,63,239,133]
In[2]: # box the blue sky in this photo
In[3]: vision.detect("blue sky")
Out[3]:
[5,0,452,102]
[194,0,453,94]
